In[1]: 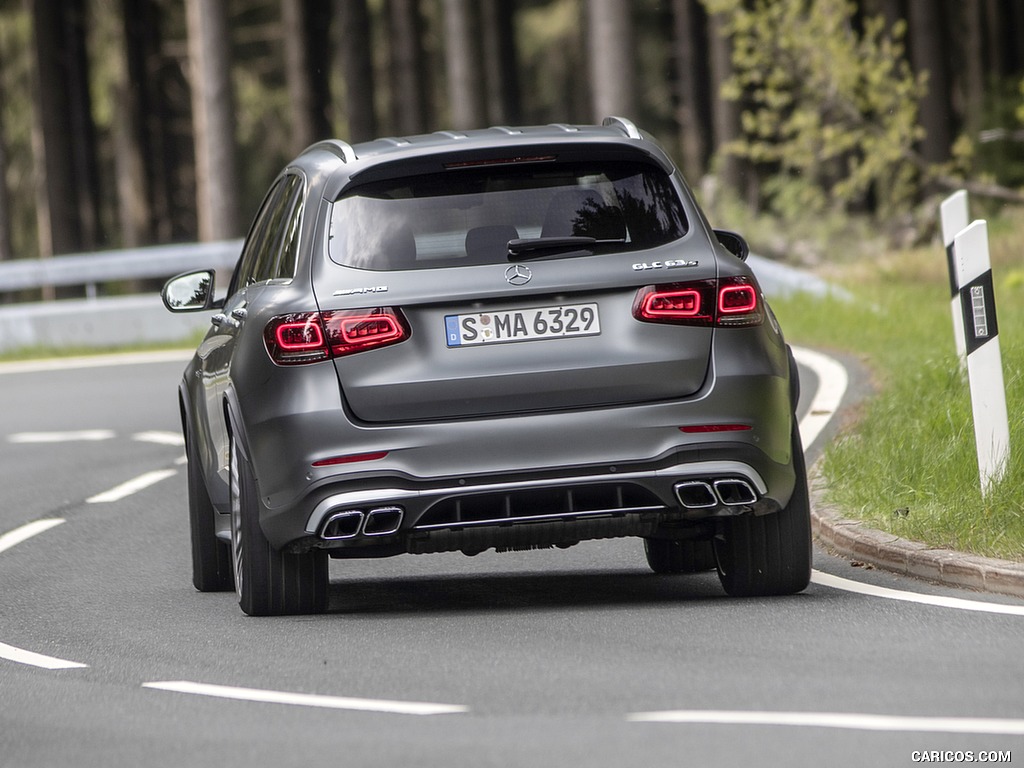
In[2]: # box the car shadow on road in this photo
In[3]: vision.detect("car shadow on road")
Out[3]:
[323,569,813,615]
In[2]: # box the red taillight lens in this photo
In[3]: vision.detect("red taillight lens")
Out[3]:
[265,308,409,365]
[265,313,330,365]
[634,277,762,328]
[323,308,409,357]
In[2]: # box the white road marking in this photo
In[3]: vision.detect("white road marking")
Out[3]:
[8,430,115,444]
[627,709,1024,735]
[812,570,1024,616]
[0,519,89,670]
[143,681,468,716]
[133,431,185,447]
[0,518,65,555]
[86,469,177,504]
[791,345,848,450]
[0,642,88,670]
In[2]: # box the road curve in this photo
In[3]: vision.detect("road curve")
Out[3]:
[1,350,1021,767]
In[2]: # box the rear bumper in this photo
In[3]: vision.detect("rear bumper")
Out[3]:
[263,440,795,554]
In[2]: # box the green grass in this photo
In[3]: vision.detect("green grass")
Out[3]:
[0,332,205,363]
[771,220,1024,562]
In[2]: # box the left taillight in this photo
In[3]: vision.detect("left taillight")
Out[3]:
[633,277,763,328]
[265,308,409,365]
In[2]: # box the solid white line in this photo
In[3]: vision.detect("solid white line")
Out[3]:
[627,709,1024,735]
[142,681,468,716]
[812,570,1024,617]
[0,641,88,670]
[0,518,65,555]
[86,469,178,504]
[791,345,848,450]
[133,431,185,447]
[8,430,115,444]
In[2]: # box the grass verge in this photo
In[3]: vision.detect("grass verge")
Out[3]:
[770,213,1024,562]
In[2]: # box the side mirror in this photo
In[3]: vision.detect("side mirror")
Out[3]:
[162,270,217,312]
[713,230,750,262]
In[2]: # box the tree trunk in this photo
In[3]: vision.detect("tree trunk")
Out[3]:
[908,0,951,164]
[283,0,333,154]
[671,0,709,179]
[586,0,636,121]
[387,0,429,136]
[480,0,521,125]
[27,0,101,260]
[337,0,377,142]
[443,0,485,130]
[0,56,13,268]
[185,0,239,240]
[707,10,742,193]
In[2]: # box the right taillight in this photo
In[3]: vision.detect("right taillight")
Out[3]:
[265,307,409,365]
[633,277,763,328]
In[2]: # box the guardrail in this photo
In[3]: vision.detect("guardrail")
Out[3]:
[0,241,842,354]
[0,239,243,298]
[0,240,243,354]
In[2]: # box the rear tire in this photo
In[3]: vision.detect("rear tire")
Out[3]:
[714,426,812,597]
[230,435,327,616]
[644,538,716,574]
[187,430,233,592]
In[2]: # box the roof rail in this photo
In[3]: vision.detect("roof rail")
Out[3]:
[602,116,641,139]
[308,139,358,163]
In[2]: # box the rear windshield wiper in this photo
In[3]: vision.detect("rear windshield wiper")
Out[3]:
[507,236,621,261]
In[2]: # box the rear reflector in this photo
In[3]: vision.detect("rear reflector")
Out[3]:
[634,277,763,328]
[679,424,752,433]
[312,451,389,468]
[265,308,409,365]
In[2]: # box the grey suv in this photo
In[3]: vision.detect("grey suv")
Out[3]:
[163,117,810,616]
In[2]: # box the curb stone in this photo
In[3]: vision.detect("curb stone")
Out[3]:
[809,463,1024,600]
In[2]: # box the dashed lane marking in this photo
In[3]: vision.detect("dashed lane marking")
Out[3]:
[0,641,88,670]
[143,681,468,716]
[0,519,65,556]
[86,469,178,504]
[8,430,115,444]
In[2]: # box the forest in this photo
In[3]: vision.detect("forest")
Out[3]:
[1,0,1024,292]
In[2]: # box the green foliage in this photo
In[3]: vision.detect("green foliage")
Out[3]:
[771,215,1024,562]
[703,0,925,221]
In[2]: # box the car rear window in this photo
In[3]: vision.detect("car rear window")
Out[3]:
[328,160,688,270]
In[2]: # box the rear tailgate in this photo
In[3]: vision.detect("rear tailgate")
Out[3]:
[314,255,716,423]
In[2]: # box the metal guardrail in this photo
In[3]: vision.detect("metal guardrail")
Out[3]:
[0,239,243,298]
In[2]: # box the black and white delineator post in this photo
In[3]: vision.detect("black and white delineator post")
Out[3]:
[940,191,969,360]
[953,220,1010,493]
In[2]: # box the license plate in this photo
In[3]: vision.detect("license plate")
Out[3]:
[445,303,601,347]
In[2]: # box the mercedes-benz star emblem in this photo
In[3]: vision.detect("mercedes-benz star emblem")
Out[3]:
[505,264,532,286]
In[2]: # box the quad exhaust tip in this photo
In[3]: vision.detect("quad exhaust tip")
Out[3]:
[321,507,404,540]
[675,478,758,508]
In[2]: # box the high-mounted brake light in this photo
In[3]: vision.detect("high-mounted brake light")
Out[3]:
[633,277,762,328]
[265,308,409,365]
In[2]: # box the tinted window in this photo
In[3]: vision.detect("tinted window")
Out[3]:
[328,161,687,271]
[230,174,304,294]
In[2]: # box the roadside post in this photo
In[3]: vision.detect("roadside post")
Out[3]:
[952,219,1010,494]
[940,191,969,360]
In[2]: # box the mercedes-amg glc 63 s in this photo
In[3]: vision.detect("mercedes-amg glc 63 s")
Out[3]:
[163,117,810,615]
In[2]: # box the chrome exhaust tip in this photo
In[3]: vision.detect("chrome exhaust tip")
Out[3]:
[713,479,758,506]
[321,510,364,540]
[363,506,404,536]
[674,481,718,509]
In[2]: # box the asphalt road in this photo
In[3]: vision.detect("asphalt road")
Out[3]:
[1,352,1021,767]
